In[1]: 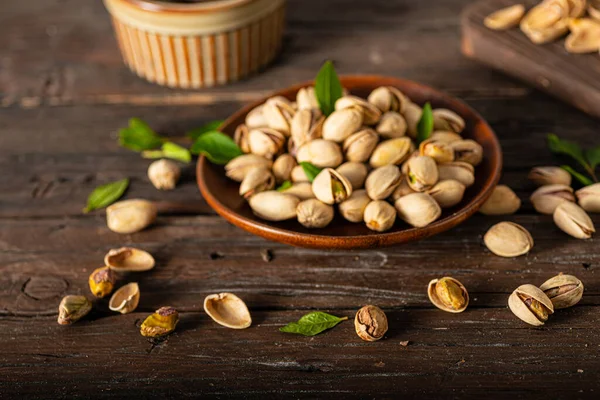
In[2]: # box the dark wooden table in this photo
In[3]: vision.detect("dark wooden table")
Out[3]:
[1,0,599,398]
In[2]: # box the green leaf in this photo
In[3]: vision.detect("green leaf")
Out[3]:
[119,118,163,152]
[416,102,434,144]
[561,165,594,186]
[187,120,225,140]
[299,162,322,182]
[83,178,129,213]
[142,142,191,163]
[547,134,589,171]
[585,146,600,170]
[314,61,343,117]
[190,131,243,165]
[277,180,293,192]
[279,312,348,337]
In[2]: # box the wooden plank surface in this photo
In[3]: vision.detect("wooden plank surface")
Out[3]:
[1,0,600,398]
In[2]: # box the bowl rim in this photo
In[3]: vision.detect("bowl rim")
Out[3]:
[197,75,502,249]
[119,0,256,13]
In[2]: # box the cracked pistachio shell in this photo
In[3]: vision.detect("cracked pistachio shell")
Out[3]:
[339,190,371,223]
[401,150,420,175]
[406,156,439,192]
[576,183,600,212]
[239,166,275,199]
[508,284,554,326]
[437,161,475,187]
[281,182,315,200]
[528,166,572,187]
[225,154,272,182]
[355,305,388,342]
[553,201,595,239]
[365,165,402,200]
[312,168,353,205]
[391,177,416,202]
[336,162,368,190]
[520,2,570,44]
[262,97,295,135]
[148,159,181,190]
[106,199,157,234]
[104,247,155,272]
[140,306,179,337]
[565,18,600,53]
[364,200,397,232]
[296,86,320,111]
[88,266,116,298]
[272,154,297,184]
[291,165,310,183]
[403,102,423,139]
[427,179,466,208]
[234,124,251,153]
[290,109,324,149]
[367,86,409,114]
[484,4,526,30]
[419,139,455,163]
[109,282,140,314]
[370,137,414,168]
[479,185,521,215]
[432,109,465,133]
[530,184,575,215]
[428,277,469,313]
[297,199,334,228]
[322,107,364,142]
[540,274,584,309]
[204,293,252,329]
[249,191,300,221]
[450,139,483,166]
[248,128,286,159]
[429,131,462,143]
[343,128,379,163]
[335,95,382,125]
[296,139,343,168]
[376,111,407,139]
[245,104,267,129]
[395,192,442,228]
[484,222,533,257]
[57,295,92,325]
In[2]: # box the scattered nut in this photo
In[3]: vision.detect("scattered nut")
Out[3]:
[148,159,181,190]
[484,222,533,257]
[88,266,116,298]
[354,305,388,342]
[508,284,554,326]
[58,295,92,325]
[479,185,521,215]
[140,306,179,337]
[539,273,584,309]
[428,277,469,313]
[204,293,252,329]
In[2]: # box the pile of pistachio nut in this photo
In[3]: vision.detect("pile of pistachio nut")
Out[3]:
[225,86,484,232]
[484,0,600,55]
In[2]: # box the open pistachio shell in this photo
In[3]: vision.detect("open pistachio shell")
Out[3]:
[437,161,475,187]
[419,139,455,164]
[370,137,414,168]
[367,86,409,114]
[479,185,521,215]
[339,190,371,223]
[322,107,363,142]
[335,95,382,125]
[106,199,157,234]
[343,128,379,163]
[483,222,533,257]
[508,284,554,326]
[248,191,300,221]
[553,201,595,239]
[204,293,252,329]
[427,179,466,208]
[484,4,526,30]
[104,247,155,272]
[428,277,469,313]
[225,154,272,182]
[528,166,572,187]
[575,183,600,212]
[394,192,441,228]
[336,162,369,190]
[405,156,439,192]
[312,168,353,205]
[296,139,343,168]
[365,165,402,200]
[239,166,275,199]
[530,184,575,214]
[450,139,483,166]
[376,111,407,138]
[540,274,584,309]
[297,199,334,228]
[364,200,397,232]
[109,282,140,314]
[432,109,465,133]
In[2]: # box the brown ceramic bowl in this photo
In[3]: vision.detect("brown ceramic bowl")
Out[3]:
[197,75,502,249]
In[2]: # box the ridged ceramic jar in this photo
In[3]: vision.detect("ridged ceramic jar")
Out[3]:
[103,0,286,88]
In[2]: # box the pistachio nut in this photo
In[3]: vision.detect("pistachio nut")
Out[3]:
[520,1,570,44]
[427,179,466,208]
[390,178,416,202]
[104,247,155,272]
[369,137,414,168]
[296,86,320,111]
[479,185,521,215]
[508,284,554,326]
[568,0,588,17]
[57,295,92,325]
[403,102,423,138]
[281,182,315,200]
[354,305,388,342]
[248,191,300,221]
[297,199,335,228]
[109,282,140,314]
[575,183,600,212]
[484,4,526,30]
[394,192,442,228]
[204,293,252,329]
[367,86,409,114]
[429,131,462,143]
[239,166,275,199]
[419,139,455,163]
[225,154,272,182]
[291,165,310,183]
[400,150,421,175]
[88,266,116,298]
[590,2,600,21]
[432,109,465,133]
[530,184,575,214]
[148,159,181,190]
[335,95,382,125]
[296,139,343,168]
[339,190,371,223]
[312,168,353,205]
[336,162,368,190]
[483,222,534,257]
[234,124,251,153]
[437,161,475,187]
[364,200,397,232]
[140,306,179,337]
[106,199,157,234]
[343,128,379,163]
[262,97,295,135]
[565,18,600,53]
[365,165,402,200]
[248,127,286,159]
[553,201,595,239]
[540,273,584,309]
[528,166,572,187]
[272,154,297,184]
[376,111,407,139]
[321,107,363,142]
[450,139,483,166]
[427,277,469,313]
[245,104,267,129]
[405,156,439,192]
[290,109,324,149]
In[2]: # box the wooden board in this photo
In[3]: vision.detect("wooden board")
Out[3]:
[462,0,600,119]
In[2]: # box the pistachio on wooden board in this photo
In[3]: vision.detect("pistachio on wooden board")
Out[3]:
[484,222,534,258]
[428,277,469,313]
[204,293,252,329]
[509,284,554,326]
[354,305,388,342]
[58,295,92,325]
[140,307,179,337]
[539,274,584,309]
